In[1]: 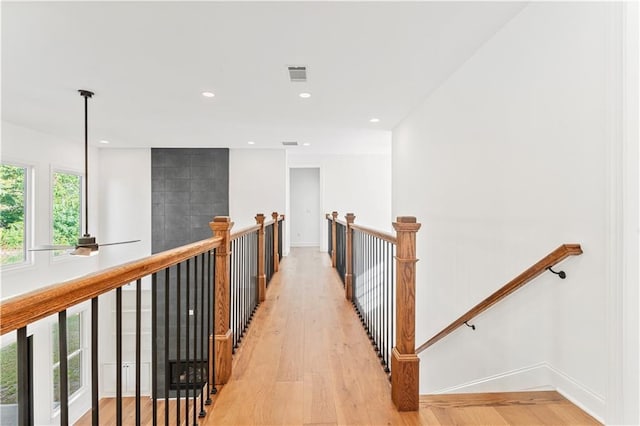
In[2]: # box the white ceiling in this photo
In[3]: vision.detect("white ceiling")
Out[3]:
[1,1,525,154]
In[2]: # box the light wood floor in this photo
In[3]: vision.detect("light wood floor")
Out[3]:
[76,248,600,425]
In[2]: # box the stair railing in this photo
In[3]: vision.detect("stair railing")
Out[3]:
[0,211,284,426]
[415,244,583,354]
[327,212,421,411]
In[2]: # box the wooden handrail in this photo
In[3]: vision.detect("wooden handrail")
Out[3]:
[350,223,397,245]
[336,218,348,226]
[277,214,285,222]
[230,223,260,241]
[415,244,583,354]
[0,236,223,336]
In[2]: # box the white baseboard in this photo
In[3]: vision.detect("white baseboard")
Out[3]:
[429,362,604,423]
[290,242,320,247]
[547,364,605,423]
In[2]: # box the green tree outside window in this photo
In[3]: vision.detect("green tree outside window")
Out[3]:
[0,164,27,266]
[52,172,81,256]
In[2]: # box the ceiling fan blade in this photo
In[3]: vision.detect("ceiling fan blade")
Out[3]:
[29,245,75,251]
[99,239,141,247]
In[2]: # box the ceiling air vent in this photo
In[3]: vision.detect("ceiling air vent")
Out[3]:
[282,141,298,147]
[288,66,307,82]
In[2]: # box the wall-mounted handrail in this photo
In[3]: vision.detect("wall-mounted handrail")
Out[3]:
[415,243,583,354]
[0,236,223,336]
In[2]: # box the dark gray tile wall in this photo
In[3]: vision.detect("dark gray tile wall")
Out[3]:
[152,148,229,253]
[151,148,228,397]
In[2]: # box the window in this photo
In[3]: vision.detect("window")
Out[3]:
[0,163,28,266]
[52,312,83,408]
[0,341,17,406]
[52,171,82,256]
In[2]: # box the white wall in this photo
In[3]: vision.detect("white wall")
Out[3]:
[392,3,635,422]
[287,151,392,254]
[229,149,286,230]
[97,149,153,397]
[290,168,320,247]
[1,121,101,425]
[97,149,151,269]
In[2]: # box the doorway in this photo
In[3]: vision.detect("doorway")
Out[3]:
[289,168,320,247]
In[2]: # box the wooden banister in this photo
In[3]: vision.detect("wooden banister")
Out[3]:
[0,236,223,336]
[415,243,583,354]
[230,223,260,241]
[350,223,397,244]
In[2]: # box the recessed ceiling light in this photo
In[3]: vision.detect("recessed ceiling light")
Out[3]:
[370,118,380,123]
[247,141,255,145]
[202,91,215,98]
[99,140,109,144]
[299,92,311,99]
[303,142,311,146]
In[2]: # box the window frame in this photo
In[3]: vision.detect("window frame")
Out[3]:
[0,160,34,270]
[49,167,83,261]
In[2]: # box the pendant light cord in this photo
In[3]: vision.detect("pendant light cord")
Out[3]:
[84,93,89,236]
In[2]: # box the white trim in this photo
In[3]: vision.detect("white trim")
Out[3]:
[429,362,605,423]
[621,1,640,424]
[604,2,625,424]
[290,242,320,248]
[430,362,552,394]
[547,364,605,424]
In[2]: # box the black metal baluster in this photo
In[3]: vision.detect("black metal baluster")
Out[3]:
[278,219,283,262]
[16,327,31,426]
[58,311,69,426]
[164,268,170,425]
[116,288,122,426]
[210,249,217,397]
[236,239,240,347]
[136,279,142,426]
[230,242,235,350]
[391,244,396,373]
[192,256,198,425]
[152,274,158,426]
[239,237,244,344]
[384,241,389,370]
[176,263,181,426]
[91,296,99,426]
[364,234,369,331]
[200,253,207,416]
[254,232,258,312]
[377,238,382,356]
[185,259,191,426]
[368,234,372,338]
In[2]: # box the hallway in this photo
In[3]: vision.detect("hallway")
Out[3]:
[204,247,411,425]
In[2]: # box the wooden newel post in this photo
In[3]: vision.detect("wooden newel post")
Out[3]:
[391,216,421,411]
[210,216,233,385]
[272,212,280,273]
[256,213,267,302]
[344,213,355,301]
[331,211,338,267]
